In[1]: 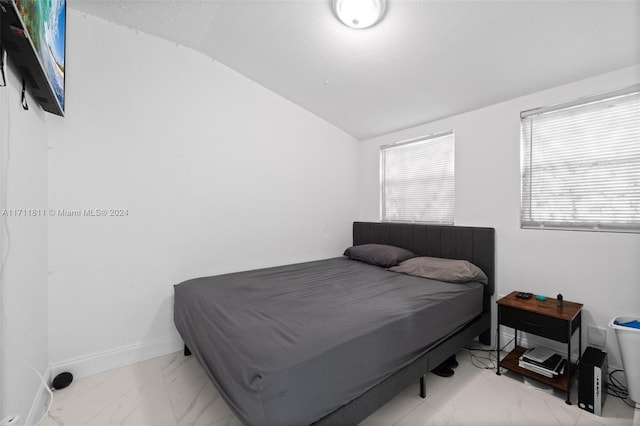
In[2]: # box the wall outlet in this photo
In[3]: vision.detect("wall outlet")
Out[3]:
[588,325,607,348]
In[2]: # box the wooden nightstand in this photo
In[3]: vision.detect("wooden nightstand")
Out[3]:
[496,291,583,404]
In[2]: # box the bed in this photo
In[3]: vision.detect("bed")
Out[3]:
[174,221,495,425]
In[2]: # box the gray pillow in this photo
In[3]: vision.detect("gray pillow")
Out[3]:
[389,256,488,284]
[343,244,416,268]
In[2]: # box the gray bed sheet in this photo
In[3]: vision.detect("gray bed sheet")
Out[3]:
[174,257,483,425]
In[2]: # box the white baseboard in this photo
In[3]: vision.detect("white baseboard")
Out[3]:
[50,334,183,380]
[24,366,51,426]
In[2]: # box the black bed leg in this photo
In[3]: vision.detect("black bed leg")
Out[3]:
[419,376,426,398]
[479,329,491,346]
[184,344,191,356]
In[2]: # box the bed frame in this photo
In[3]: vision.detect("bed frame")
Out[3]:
[312,221,495,425]
[182,221,495,425]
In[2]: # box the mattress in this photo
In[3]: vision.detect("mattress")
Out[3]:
[173,257,483,425]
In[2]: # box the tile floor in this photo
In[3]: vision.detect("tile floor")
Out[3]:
[41,347,638,426]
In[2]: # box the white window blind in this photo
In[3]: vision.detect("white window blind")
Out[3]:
[521,85,640,232]
[381,131,454,223]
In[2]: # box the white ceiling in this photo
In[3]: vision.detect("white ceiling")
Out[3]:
[69,0,640,140]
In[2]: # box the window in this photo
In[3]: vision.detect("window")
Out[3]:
[521,85,640,232]
[381,131,454,223]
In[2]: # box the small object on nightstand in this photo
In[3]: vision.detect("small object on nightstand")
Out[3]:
[516,292,532,299]
[557,294,563,308]
[535,295,547,301]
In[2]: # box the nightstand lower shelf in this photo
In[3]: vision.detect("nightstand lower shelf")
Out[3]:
[499,346,576,391]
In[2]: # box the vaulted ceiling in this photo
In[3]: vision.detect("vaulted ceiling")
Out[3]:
[70,0,640,140]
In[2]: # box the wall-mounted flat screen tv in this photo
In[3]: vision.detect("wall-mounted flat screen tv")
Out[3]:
[0,0,66,116]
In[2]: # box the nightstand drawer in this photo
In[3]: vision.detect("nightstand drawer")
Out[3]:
[499,306,568,342]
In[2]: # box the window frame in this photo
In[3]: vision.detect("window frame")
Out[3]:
[380,130,455,224]
[520,84,640,233]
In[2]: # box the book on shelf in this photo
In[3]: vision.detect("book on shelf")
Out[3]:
[519,358,566,378]
[518,348,566,378]
[524,347,556,363]
[522,351,563,370]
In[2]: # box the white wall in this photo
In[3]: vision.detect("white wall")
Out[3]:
[4,6,635,405]
[358,65,640,369]
[46,11,359,376]
[0,63,50,424]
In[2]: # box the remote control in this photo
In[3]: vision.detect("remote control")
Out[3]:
[516,292,532,299]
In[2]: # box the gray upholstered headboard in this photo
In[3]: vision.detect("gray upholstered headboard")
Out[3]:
[353,222,495,313]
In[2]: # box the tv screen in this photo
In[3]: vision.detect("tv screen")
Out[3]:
[0,0,66,115]
[16,0,65,110]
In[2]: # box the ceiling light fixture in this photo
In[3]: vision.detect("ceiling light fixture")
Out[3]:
[332,0,387,29]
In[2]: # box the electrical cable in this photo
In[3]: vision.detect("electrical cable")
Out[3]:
[20,78,27,110]
[0,73,13,425]
[0,44,6,87]
[0,48,4,424]
[0,13,6,88]
[606,369,638,409]
[0,86,54,425]
[462,346,496,370]
[16,347,54,426]
[463,337,515,371]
